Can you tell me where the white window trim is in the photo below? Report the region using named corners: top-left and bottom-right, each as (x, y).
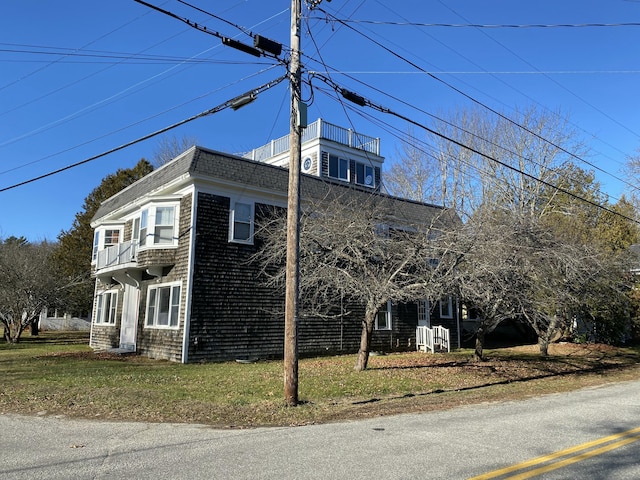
top-left (375, 300), bottom-right (392, 330)
top-left (439, 297), bottom-right (453, 319)
top-left (91, 226), bottom-right (124, 263)
top-left (229, 199), bottom-right (255, 244)
top-left (145, 282), bottom-right (182, 329)
top-left (95, 290), bottom-right (118, 325)
top-left (328, 154), bottom-right (349, 182)
top-left (354, 161), bottom-right (375, 188)
top-left (136, 203), bottom-right (179, 249)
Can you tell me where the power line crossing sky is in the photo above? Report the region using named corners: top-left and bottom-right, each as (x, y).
top-left (1, 0), bottom-right (639, 240)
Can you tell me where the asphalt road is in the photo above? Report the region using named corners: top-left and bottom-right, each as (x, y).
top-left (2, 379), bottom-right (640, 479)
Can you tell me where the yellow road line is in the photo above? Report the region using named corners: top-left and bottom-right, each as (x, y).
top-left (468, 426), bottom-right (640, 480)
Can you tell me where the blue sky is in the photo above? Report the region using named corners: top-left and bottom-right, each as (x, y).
top-left (1, 0), bottom-right (639, 241)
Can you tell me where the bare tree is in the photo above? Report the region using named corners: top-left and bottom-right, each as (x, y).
top-left (0, 240), bottom-right (79, 343)
top-left (387, 105), bottom-right (587, 222)
top-left (153, 134), bottom-right (199, 167)
top-left (254, 191), bottom-right (460, 371)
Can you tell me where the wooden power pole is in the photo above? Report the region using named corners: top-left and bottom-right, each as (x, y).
top-left (284, 0), bottom-right (302, 406)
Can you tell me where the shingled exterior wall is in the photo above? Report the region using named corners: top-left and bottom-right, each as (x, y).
top-left (135, 194), bottom-right (193, 362)
top-left (184, 191), bottom-right (447, 362)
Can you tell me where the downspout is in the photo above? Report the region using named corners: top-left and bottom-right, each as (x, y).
top-left (181, 189), bottom-right (198, 364)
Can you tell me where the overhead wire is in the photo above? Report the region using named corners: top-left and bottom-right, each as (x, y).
top-left (305, 65), bottom-right (640, 202)
top-left (313, 7), bottom-right (640, 199)
top-left (345, 1), bottom-right (640, 179)
top-left (0, 65), bottom-right (281, 177)
top-left (0, 75), bottom-right (287, 193)
top-left (312, 74), bottom-right (640, 225)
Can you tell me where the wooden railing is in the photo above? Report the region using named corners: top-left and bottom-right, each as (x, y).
top-left (416, 325), bottom-right (450, 353)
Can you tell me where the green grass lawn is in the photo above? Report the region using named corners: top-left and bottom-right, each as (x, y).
top-left (2, 331), bottom-right (640, 427)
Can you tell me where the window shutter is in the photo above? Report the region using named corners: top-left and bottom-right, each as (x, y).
top-left (321, 151), bottom-right (329, 178)
top-left (349, 159), bottom-right (356, 184)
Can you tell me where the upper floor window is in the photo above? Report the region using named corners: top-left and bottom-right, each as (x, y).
top-left (355, 161), bottom-right (375, 187)
top-left (104, 229), bottom-right (120, 247)
top-left (328, 154), bottom-right (349, 181)
top-left (95, 290), bottom-right (118, 325)
top-left (154, 207), bottom-right (175, 244)
top-left (146, 283), bottom-right (181, 328)
top-left (230, 201), bottom-right (254, 244)
top-left (92, 231), bottom-right (100, 261)
top-left (136, 204), bottom-right (177, 248)
top-left (92, 227), bottom-right (123, 262)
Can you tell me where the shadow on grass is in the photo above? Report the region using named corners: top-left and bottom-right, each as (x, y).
top-left (353, 359), bottom-right (638, 406)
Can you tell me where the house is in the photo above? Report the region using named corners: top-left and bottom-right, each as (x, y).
top-left (89, 119), bottom-right (461, 362)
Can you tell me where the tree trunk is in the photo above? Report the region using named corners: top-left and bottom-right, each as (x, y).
top-left (354, 312), bottom-right (375, 371)
top-left (30, 319), bottom-right (39, 336)
top-left (473, 325), bottom-right (486, 362)
top-left (539, 336), bottom-right (549, 356)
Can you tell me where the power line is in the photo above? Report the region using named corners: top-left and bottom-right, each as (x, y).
top-left (312, 18), bottom-right (640, 29)
top-left (0, 76), bottom-right (286, 193)
top-left (314, 74), bottom-right (640, 225)
top-left (315, 8), bottom-right (639, 198)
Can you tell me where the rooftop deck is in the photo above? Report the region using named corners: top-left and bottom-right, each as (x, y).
top-left (242, 118), bottom-right (380, 162)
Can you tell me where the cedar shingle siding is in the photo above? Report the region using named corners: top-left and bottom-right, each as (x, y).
top-left (90, 146), bottom-right (460, 362)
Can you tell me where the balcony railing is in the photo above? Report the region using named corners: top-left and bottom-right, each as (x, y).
top-left (96, 241), bottom-right (137, 271)
top-left (242, 118), bottom-right (380, 161)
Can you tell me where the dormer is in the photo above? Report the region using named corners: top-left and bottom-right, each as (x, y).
top-left (242, 118), bottom-right (384, 189)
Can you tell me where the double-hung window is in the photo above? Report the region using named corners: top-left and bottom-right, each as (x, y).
top-left (375, 300), bottom-right (392, 330)
top-left (137, 205), bottom-right (176, 247)
top-left (355, 161), bottom-right (375, 187)
top-left (154, 207), bottom-right (175, 244)
top-left (230, 201), bottom-right (254, 243)
top-left (104, 229), bottom-right (120, 248)
top-left (439, 297), bottom-right (453, 319)
top-left (146, 283), bottom-right (181, 328)
top-left (139, 210), bottom-right (148, 247)
top-left (328, 154), bottom-right (349, 181)
top-left (95, 290), bottom-right (118, 325)
top-left (92, 231), bottom-right (100, 261)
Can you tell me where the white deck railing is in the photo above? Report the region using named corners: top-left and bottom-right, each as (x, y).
top-left (242, 118), bottom-right (381, 161)
top-left (96, 240), bottom-right (137, 271)
top-left (416, 325), bottom-right (450, 353)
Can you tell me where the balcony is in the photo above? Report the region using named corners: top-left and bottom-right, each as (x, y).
top-left (96, 241), bottom-right (137, 271)
top-left (242, 118), bottom-right (380, 162)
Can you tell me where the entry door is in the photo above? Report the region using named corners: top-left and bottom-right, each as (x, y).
top-left (417, 300), bottom-right (431, 328)
top-left (119, 284), bottom-right (140, 350)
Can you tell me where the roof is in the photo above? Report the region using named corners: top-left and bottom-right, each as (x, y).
top-left (92, 146), bottom-right (459, 228)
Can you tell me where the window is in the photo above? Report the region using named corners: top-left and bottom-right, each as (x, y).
top-left (230, 201), bottom-right (254, 243)
top-left (139, 210), bottom-right (148, 246)
top-left (132, 217), bottom-right (140, 244)
top-left (146, 283), bottom-right (181, 328)
top-left (375, 300), bottom-right (392, 330)
top-left (439, 297), bottom-right (453, 319)
top-left (137, 205), bottom-right (176, 247)
top-left (355, 161), bottom-right (374, 187)
top-left (92, 231), bottom-right (100, 261)
top-left (104, 229), bottom-right (120, 248)
top-left (328, 154), bottom-right (349, 181)
top-left (95, 291), bottom-right (118, 325)
top-left (154, 207), bottom-right (175, 244)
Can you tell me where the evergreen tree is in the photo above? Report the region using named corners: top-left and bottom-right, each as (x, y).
top-left (52, 159), bottom-right (153, 315)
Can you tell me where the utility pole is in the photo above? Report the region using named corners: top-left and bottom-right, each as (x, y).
top-left (284, 0), bottom-right (302, 406)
